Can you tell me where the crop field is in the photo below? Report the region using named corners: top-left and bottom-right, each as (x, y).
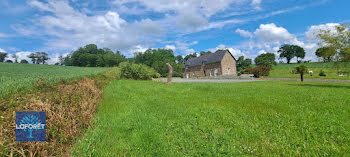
top-left (269, 62), bottom-right (350, 80)
top-left (73, 80), bottom-right (350, 156)
top-left (0, 63), bottom-right (110, 97)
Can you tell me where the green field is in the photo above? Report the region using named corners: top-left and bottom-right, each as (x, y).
top-left (0, 63), bottom-right (110, 97)
top-left (73, 80), bottom-right (350, 156)
top-left (269, 62), bottom-right (350, 80)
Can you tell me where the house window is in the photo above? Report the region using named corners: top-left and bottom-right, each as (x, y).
top-left (227, 68), bottom-right (231, 75)
top-left (214, 68), bottom-right (218, 76)
top-left (186, 73), bottom-right (189, 79)
top-left (210, 69), bottom-right (214, 77)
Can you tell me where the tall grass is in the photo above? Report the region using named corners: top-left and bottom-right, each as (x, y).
top-left (73, 80), bottom-right (350, 156)
top-left (0, 63), bottom-right (110, 97)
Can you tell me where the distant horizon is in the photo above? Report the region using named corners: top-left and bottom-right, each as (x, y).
top-left (0, 0), bottom-right (349, 64)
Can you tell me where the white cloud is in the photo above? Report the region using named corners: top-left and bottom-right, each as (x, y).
top-left (254, 23), bottom-right (295, 42)
top-left (182, 49), bottom-right (196, 55)
top-left (165, 45), bottom-right (176, 51)
top-left (251, 0), bottom-right (262, 10)
top-left (235, 28), bottom-right (253, 38)
top-left (305, 23), bottom-right (340, 42)
top-left (16, 0), bottom-right (165, 55)
top-left (0, 48), bottom-right (6, 52)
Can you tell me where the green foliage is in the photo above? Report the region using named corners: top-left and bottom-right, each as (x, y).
top-left (73, 80), bottom-right (350, 156)
top-left (278, 44), bottom-right (305, 63)
top-left (315, 46), bottom-right (336, 62)
top-left (176, 55), bottom-right (184, 64)
top-left (5, 60), bottom-right (12, 63)
top-left (184, 52), bottom-right (197, 62)
top-left (319, 70), bottom-right (326, 76)
top-left (295, 65), bottom-right (308, 81)
top-left (134, 49), bottom-right (179, 77)
top-left (254, 53), bottom-right (277, 68)
top-left (236, 56), bottom-right (252, 73)
top-left (318, 24), bottom-right (350, 62)
top-left (27, 52), bottom-right (50, 64)
top-left (200, 51), bottom-right (212, 56)
top-left (269, 62), bottom-right (350, 80)
top-left (68, 44), bottom-right (126, 67)
top-left (0, 52), bottom-right (7, 62)
top-left (20, 59), bottom-right (29, 64)
top-left (0, 62), bottom-right (110, 97)
top-left (119, 62), bottom-right (160, 80)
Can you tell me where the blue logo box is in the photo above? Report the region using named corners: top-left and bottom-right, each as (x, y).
top-left (15, 111), bottom-right (46, 142)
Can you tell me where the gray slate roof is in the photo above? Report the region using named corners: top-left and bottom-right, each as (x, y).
top-left (184, 50), bottom-right (229, 68)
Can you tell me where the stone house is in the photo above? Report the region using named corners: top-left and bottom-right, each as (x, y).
top-left (183, 50), bottom-right (237, 78)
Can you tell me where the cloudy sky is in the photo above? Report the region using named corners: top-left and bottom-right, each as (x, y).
top-left (0, 0), bottom-right (349, 64)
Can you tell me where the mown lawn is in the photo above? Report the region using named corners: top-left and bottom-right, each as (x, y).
top-left (269, 62), bottom-right (350, 80)
top-left (73, 80), bottom-right (350, 156)
top-left (0, 63), bottom-right (110, 97)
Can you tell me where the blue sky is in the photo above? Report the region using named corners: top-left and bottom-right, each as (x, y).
top-left (0, 0), bottom-right (349, 64)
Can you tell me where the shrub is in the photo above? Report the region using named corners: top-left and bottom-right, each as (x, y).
top-left (252, 65), bottom-right (271, 78)
top-left (119, 62), bottom-right (160, 80)
top-left (319, 70), bottom-right (326, 77)
top-left (20, 59), bottom-right (29, 64)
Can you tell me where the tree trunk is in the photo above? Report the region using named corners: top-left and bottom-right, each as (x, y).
top-left (166, 63), bottom-right (173, 85)
top-left (300, 73), bottom-right (304, 82)
top-left (287, 59), bottom-right (291, 64)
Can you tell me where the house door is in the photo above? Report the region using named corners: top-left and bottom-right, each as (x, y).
top-left (214, 68), bottom-right (218, 76)
top-left (227, 68), bottom-right (231, 75)
top-left (186, 73), bottom-right (189, 79)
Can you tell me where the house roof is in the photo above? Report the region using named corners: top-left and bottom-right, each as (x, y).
top-left (184, 50), bottom-right (233, 68)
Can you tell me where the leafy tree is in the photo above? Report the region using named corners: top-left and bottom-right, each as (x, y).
top-left (200, 51), bottom-right (212, 56)
top-left (0, 52), bottom-right (7, 62)
top-left (236, 56), bottom-right (252, 73)
top-left (5, 60), bottom-right (13, 63)
top-left (278, 44), bottom-right (305, 64)
top-left (37, 52), bottom-right (49, 64)
top-left (28, 53), bottom-right (37, 64)
top-left (254, 53), bottom-right (277, 68)
top-left (69, 44), bottom-right (126, 67)
top-left (295, 65), bottom-right (308, 82)
top-left (12, 54), bottom-right (19, 63)
top-left (318, 24), bottom-right (350, 62)
top-left (20, 59), bottom-right (29, 64)
top-left (315, 46), bottom-right (336, 62)
top-left (176, 55), bottom-right (184, 64)
top-left (134, 49), bottom-right (178, 77)
top-left (184, 52), bottom-right (197, 62)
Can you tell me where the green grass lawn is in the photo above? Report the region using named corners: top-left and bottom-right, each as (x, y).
top-left (73, 80), bottom-right (350, 156)
top-left (268, 62), bottom-right (350, 80)
top-left (0, 63), bottom-right (110, 97)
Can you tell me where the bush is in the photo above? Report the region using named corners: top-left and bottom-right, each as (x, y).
top-left (253, 65), bottom-right (271, 78)
top-left (119, 62), bottom-right (160, 80)
top-left (20, 59), bottom-right (29, 64)
top-left (319, 70), bottom-right (326, 77)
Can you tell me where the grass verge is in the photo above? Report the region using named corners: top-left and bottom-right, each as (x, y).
top-left (73, 80), bottom-right (350, 156)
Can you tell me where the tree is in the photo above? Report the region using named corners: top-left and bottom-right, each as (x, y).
top-left (0, 52), bottom-right (7, 62)
top-left (58, 55), bottom-right (65, 65)
top-left (254, 53), bottom-right (277, 68)
top-left (20, 59), bottom-right (29, 64)
top-left (184, 52), bottom-right (197, 62)
top-left (176, 55), bottom-right (184, 64)
top-left (5, 60), bottom-right (13, 63)
top-left (278, 44), bottom-right (305, 64)
top-left (318, 24), bottom-right (350, 62)
top-left (200, 51), bottom-right (212, 56)
top-left (12, 54), bottom-right (19, 63)
top-left (294, 45), bottom-right (306, 63)
top-left (236, 56), bottom-right (252, 73)
top-left (295, 65), bottom-right (308, 82)
top-left (37, 52), bottom-right (49, 64)
top-left (315, 46), bottom-right (336, 62)
top-left (69, 44), bottom-right (126, 67)
top-left (28, 53), bottom-right (37, 64)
